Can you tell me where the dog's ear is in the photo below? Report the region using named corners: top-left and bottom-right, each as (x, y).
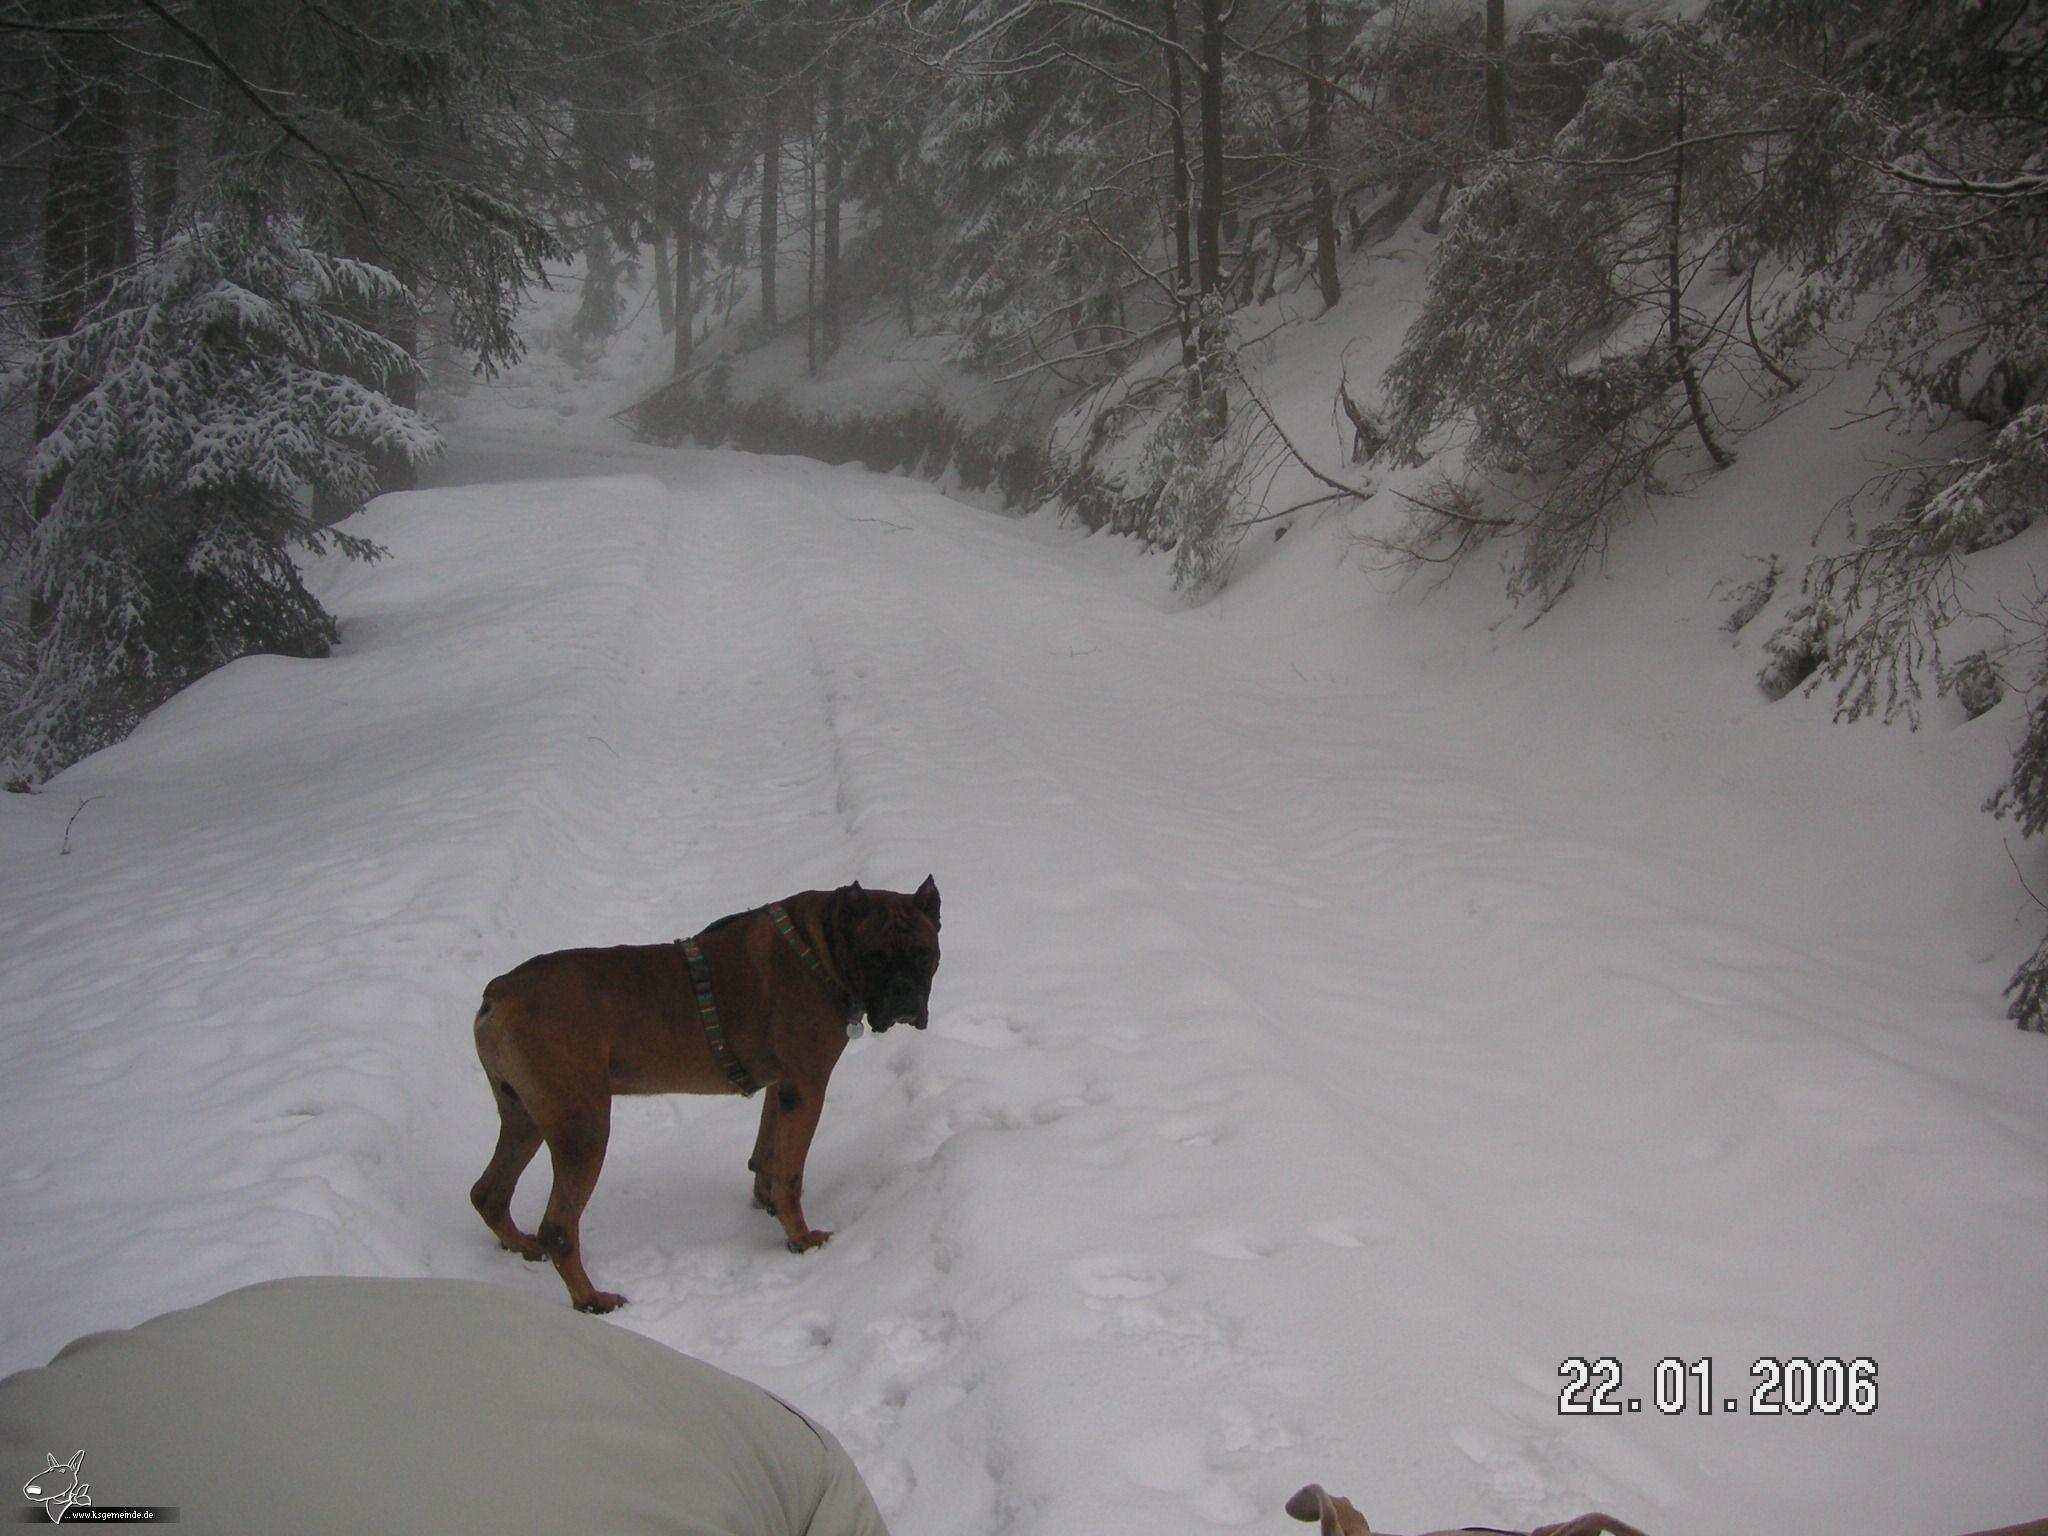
top-left (914, 874), bottom-right (940, 925)
top-left (839, 882), bottom-right (869, 922)
top-left (1285, 1485), bottom-right (1372, 1536)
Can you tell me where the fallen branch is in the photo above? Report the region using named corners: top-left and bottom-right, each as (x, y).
top-left (61, 796), bottom-right (102, 856)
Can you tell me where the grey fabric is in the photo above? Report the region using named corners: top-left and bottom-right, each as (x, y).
top-left (0, 1276), bottom-right (891, 1536)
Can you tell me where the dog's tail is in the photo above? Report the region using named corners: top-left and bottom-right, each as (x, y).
top-left (472, 989), bottom-right (510, 1086)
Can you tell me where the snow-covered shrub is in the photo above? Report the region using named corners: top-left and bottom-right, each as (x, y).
top-left (1109, 306), bottom-right (1248, 591)
top-left (1139, 384), bottom-right (1244, 593)
top-left (1810, 405), bottom-right (2048, 728)
top-left (1045, 458), bottom-right (1146, 536)
top-left (1952, 653), bottom-right (2003, 721)
top-left (3, 221), bottom-right (439, 783)
top-left (629, 373), bottom-right (1042, 506)
top-left (1720, 556), bottom-right (1780, 636)
top-left (1989, 664), bottom-right (2048, 1033)
top-left (566, 236), bottom-right (628, 357)
top-left (1756, 603), bottom-right (1828, 702)
top-left (1808, 403), bottom-right (2048, 1027)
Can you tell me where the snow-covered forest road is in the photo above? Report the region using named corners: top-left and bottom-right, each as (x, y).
top-left (4, 435), bottom-right (2045, 1536)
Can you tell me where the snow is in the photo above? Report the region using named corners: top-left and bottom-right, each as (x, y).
top-left (4, 241), bottom-right (2046, 1536)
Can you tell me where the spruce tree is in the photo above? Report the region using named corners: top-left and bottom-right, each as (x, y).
top-left (10, 221), bottom-right (438, 779)
top-left (2, 0), bottom-right (555, 782)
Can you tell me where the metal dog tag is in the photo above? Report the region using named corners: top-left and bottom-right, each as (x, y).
top-left (846, 1015), bottom-right (866, 1040)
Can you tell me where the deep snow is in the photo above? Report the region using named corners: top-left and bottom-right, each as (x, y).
top-left (4, 241), bottom-right (2047, 1536)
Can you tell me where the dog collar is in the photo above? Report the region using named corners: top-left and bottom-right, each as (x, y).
top-left (767, 902), bottom-right (862, 1034)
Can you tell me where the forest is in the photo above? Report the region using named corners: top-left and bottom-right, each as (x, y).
top-left (1, 0), bottom-right (2044, 1011)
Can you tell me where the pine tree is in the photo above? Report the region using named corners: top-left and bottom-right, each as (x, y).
top-left (8, 220), bottom-right (439, 779)
top-left (2, 0), bottom-right (556, 782)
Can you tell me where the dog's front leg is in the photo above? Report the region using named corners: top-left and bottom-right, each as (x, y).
top-left (749, 1093), bottom-right (780, 1214)
top-left (766, 1080), bottom-right (831, 1253)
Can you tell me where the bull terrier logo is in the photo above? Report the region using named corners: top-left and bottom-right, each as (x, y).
top-left (23, 1449), bottom-right (91, 1523)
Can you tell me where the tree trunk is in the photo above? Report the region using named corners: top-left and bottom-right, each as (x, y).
top-left (1305, 0), bottom-right (1340, 308)
top-left (144, 47), bottom-right (183, 251)
top-left (674, 208), bottom-right (695, 375)
top-left (805, 82), bottom-right (817, 377)
top-left (1665, 76), bottom-right (1730, 469)
top-left (1484, 0), bottom-right (1509, 152)
top-left (759, 92), bottom-right (779, 327)
top-left (372, 115), bottom-right (423, 496)
top-left (36, 21), bottom-right (134, 628)
top-left (376, 286), bottom-right (420, 494)
top-left (40, 30), bottom-right (131, 336)
top-left (1194, 0), bottom-right (1227, 432)
top-left (1163, 0), bottom-right (1196, 374)
top-left (652, 231), bottom-right (675, 334)
top-left (821, 53), bottom-right (844, 361)
top-left (314, 124), bottom-right (421, 511)
top-left (1421, 169), bottom-right (1458, 235)
top-left (650, 100), bottom-right (678, 335)
top-left (1195, 0), bottom-right (1224, 299)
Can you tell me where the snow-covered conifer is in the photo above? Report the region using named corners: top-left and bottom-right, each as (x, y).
top-left (4, 221), bottom-right (439, 782)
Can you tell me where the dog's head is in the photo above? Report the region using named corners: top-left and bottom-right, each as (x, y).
top-left (835, 876), bottom-right (941, 1032)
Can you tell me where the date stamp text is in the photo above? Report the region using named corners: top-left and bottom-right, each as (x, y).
top-left (1557, 1356), bottom-right (1878, 1416)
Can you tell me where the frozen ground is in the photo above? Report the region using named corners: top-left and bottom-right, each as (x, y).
top-left (3, 245), bottom-right (2046, 1536)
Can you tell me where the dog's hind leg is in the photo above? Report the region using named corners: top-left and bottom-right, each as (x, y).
top-left (470, 1080), bottom-right (547, 1262)
top-left (535, 1100), bottom-right (624, 1313)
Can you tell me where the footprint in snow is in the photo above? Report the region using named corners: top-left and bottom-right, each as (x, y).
top-left (1310, 1219), bottom-right (1389, 1250)
top-left (865, 1309), bottom-right (960, 1372)
top-left (1155, 1115), bottom-right (1227, 1148)
top-left (1077, 1264), bottom-right (1169, 1300)
top-left (1192, 1230), bottom-right (1280, 1262)
top-left (756, 1312), bottom-right (834, 1364)
top-left (931, 1009), bottom-right (1031, 1050)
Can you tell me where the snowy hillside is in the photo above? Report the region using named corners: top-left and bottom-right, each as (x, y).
top-left (3, 233), bottom-right (2046, 1536)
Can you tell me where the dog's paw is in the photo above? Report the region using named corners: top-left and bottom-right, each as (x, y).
top-left (786, 1230), bottom-right (832, 1254)
top-left (574, 1291), bottom-right (627, 1314)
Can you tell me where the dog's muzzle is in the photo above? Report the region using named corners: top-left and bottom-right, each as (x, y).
top-left (862, 954), bottom-right (935, 1033)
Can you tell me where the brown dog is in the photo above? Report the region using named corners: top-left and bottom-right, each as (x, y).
top-left (468, 878), bottom-right (940, 1311)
